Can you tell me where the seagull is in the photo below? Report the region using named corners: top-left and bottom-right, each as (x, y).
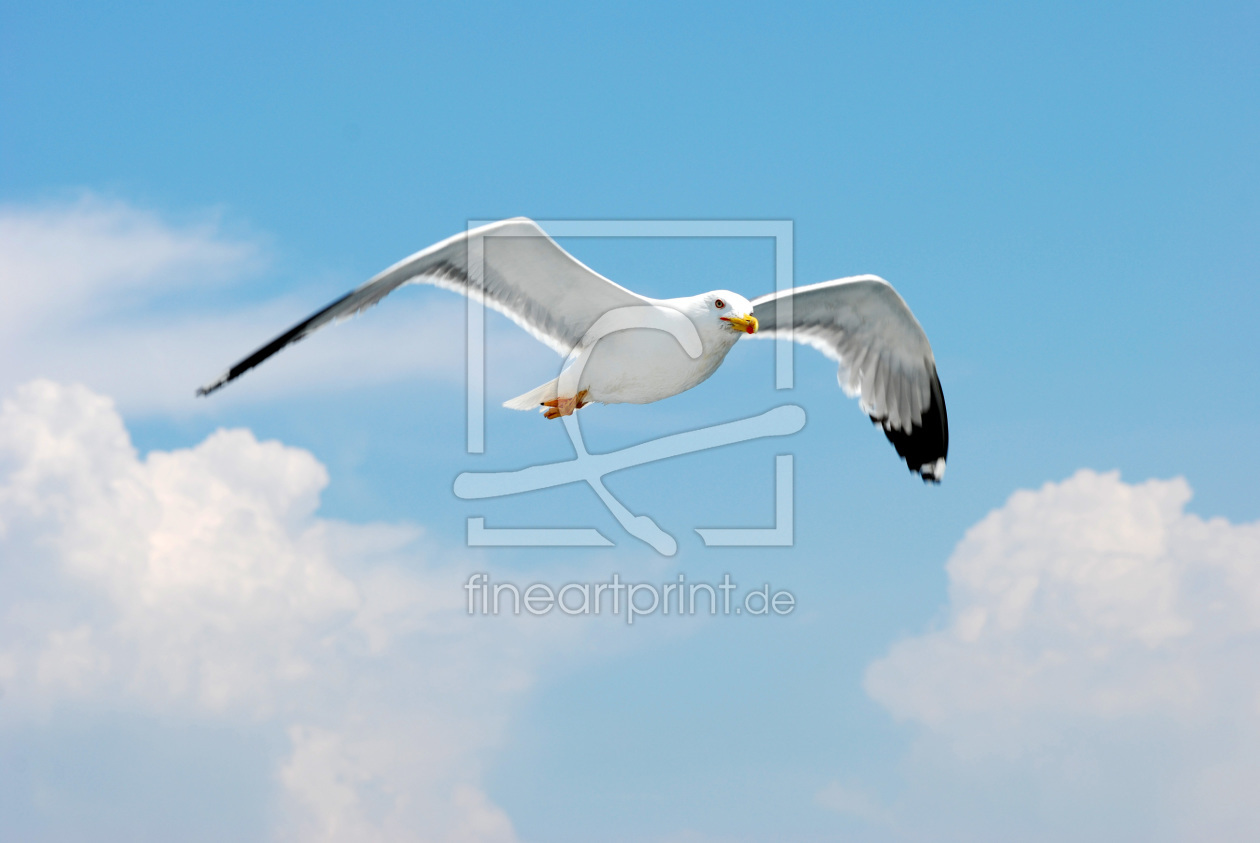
top-left (197, 218), bottom-right (949, 481)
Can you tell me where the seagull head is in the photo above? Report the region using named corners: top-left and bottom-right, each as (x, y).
top-left (708, 291), bottom-right (758, 335)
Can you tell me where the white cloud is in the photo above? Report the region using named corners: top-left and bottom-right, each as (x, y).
top-left (864, 469), bottom-right (1260, 841)
top-left (0, 379), bottom-right (598, 841)
top-left (0, 195), bottom-right (261, 331)
top-left (0, 196), bottom-right (554, 415)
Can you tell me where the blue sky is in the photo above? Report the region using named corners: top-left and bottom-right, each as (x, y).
top-left (2, 2), bottom-right (1258, 841)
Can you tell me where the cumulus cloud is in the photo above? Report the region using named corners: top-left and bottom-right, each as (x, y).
top-left (863, 469), bottom-right (1260, 841)
top-left (0, 196), bottom-right (552, 415)
top-left (0, 379), bottom-right (596, 841)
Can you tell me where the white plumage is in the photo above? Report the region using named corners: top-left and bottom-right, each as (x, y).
top-left (197, 218), bottom-right (948, 481)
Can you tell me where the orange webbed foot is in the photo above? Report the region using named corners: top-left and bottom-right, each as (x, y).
top-left (540, 389), bottom-right (589, 419)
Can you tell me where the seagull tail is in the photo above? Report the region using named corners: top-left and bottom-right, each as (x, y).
top-left (503, 379), bottom-right (560, 412)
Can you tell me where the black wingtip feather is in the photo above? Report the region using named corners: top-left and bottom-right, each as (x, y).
top-left (876, 365), bottom-right (949, 483)
top-left (194, 290), bottom-right (357, 397)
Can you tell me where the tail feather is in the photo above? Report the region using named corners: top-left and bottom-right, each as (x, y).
top-left (503, 379), bottom-right (559, 411)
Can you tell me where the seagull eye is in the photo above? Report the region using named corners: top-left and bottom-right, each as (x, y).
top-left (715, 299), bottom-right (725, 309)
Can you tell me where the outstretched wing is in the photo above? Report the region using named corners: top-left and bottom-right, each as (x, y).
top-left (196, 217), bottom-right (648, 396)
top-left (751, 275), bottom-right (949, 482)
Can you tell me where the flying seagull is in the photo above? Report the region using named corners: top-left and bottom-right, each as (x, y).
top-left (197, 218), bottom-right (948, 481)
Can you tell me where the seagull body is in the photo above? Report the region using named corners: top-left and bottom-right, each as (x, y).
top-left (501, 291), bottom-right (754, 414)
top-left (198, 218), bottom-right (948, 481)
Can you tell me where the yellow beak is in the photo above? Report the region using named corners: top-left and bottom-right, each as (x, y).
top-left (721, 314), bottom-right (759, 335)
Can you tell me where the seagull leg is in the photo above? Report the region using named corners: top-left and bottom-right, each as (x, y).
top-left (541, 390), bottom-right (589, 420)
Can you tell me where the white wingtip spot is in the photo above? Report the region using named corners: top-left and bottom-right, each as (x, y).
top-left (921, 458), bottom-right (946, 481)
